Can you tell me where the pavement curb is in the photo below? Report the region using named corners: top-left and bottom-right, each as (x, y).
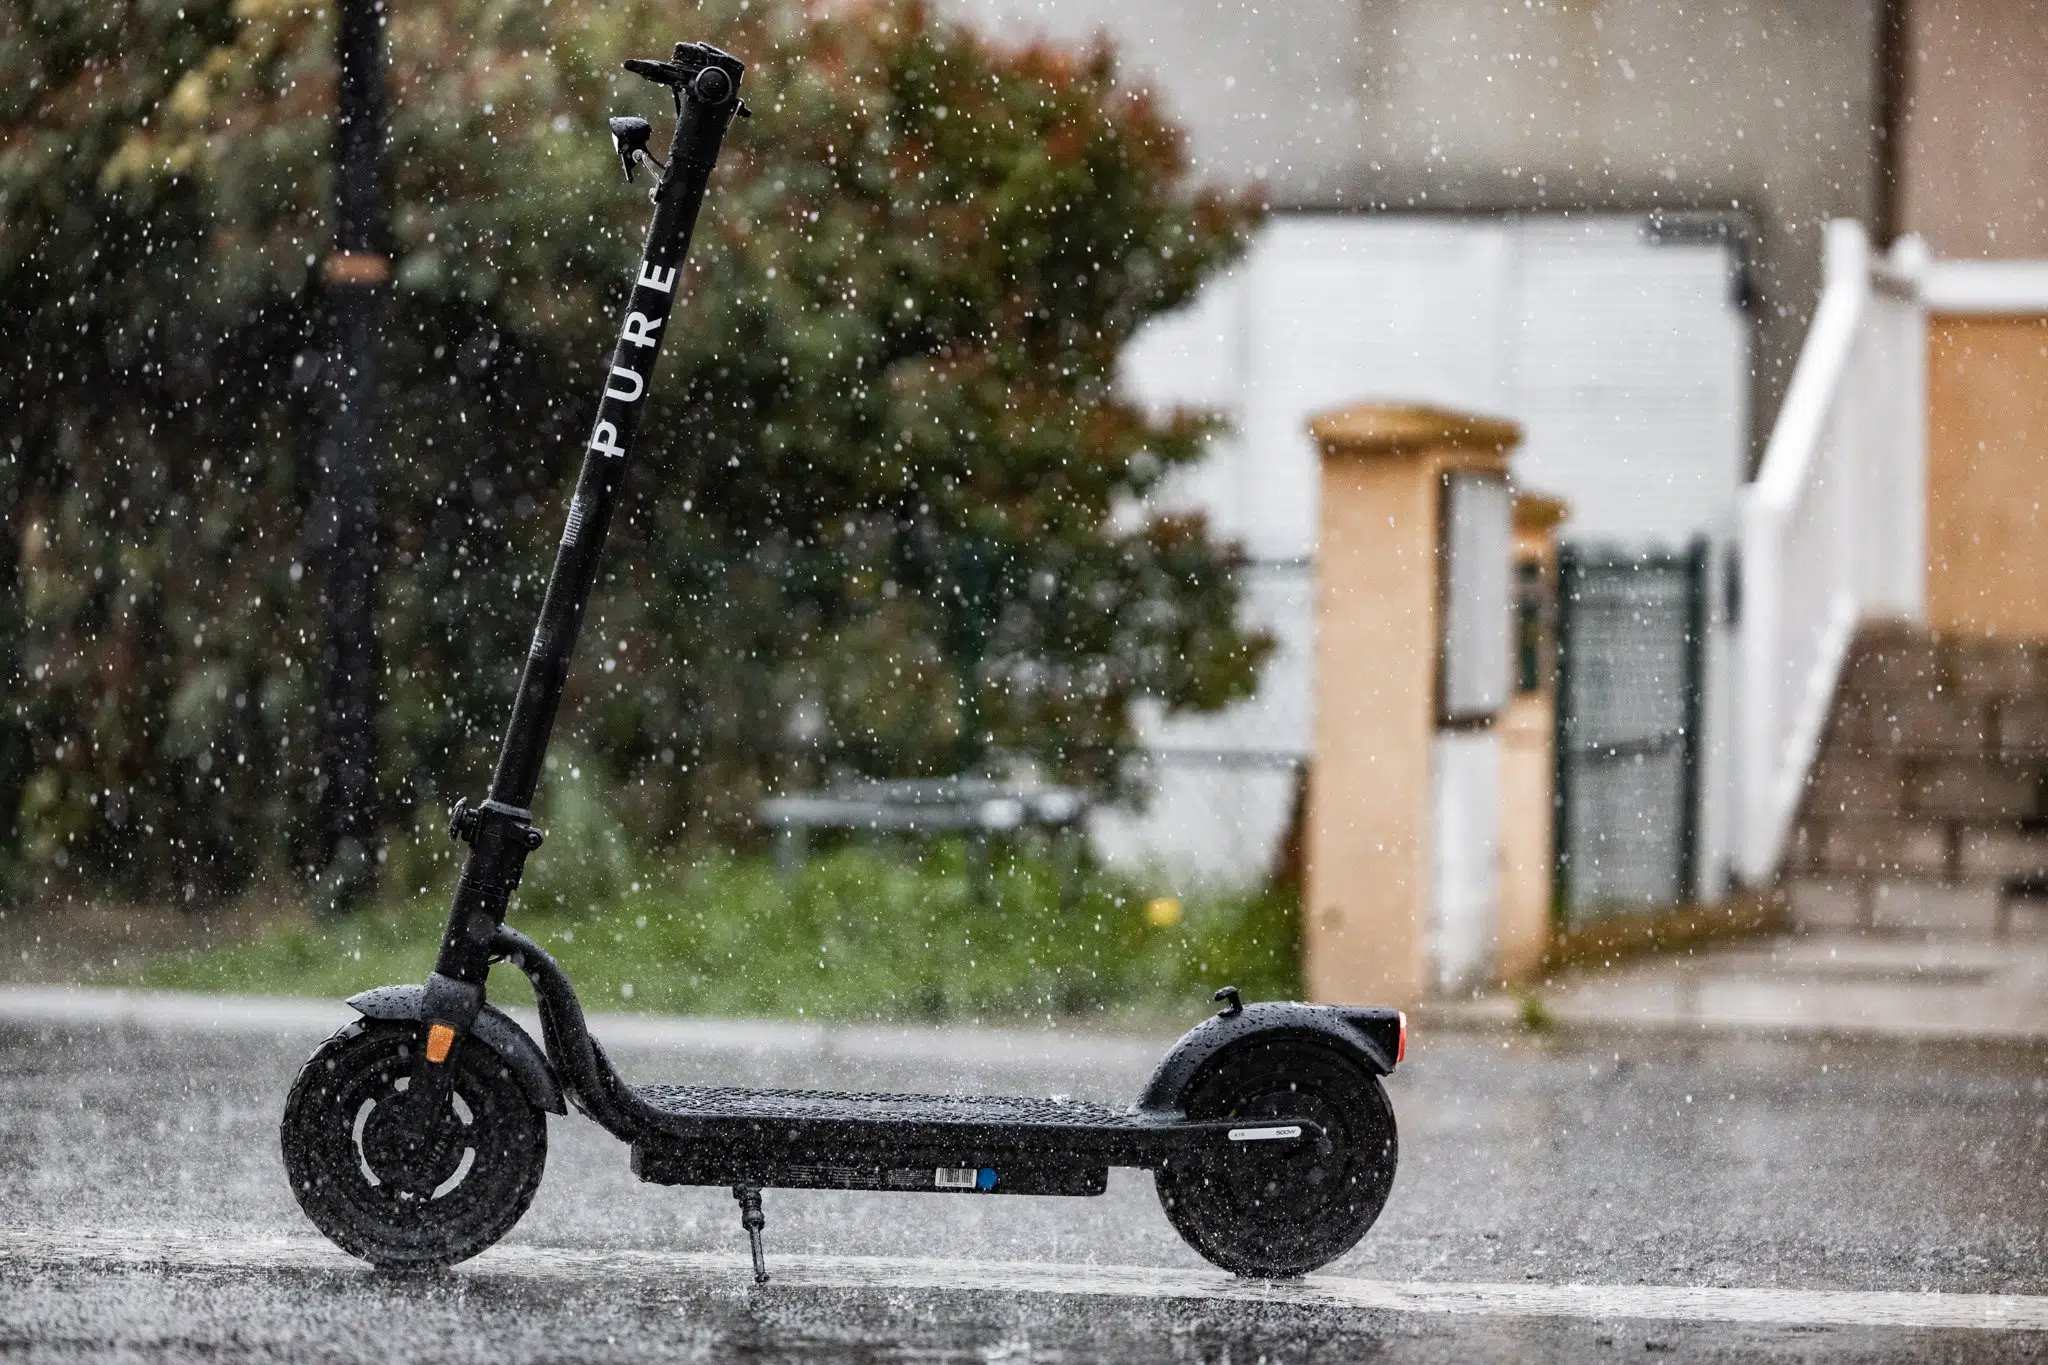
top-left (1412, 930), bottom-right (2048, 1047)
top-left (0, 984), bottom-right (1174, 1069)
top-left (1409, 998), bottom-right (2048, 1047)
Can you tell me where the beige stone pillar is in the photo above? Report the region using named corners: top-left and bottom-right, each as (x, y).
top-left (1303, 404), bottom-right (1521, 1008)
top-left (1496, 494), bottom-right (1568, 984)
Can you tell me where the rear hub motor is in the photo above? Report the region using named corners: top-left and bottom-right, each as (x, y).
top-left (1155, 1037), bottom-right (1398, 1277)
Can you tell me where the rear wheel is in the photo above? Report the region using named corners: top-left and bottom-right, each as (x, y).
top-left (1155, 1037), bottom-right (1397, 1277)
top-left (281, 1017), bottom-right (547, 1268)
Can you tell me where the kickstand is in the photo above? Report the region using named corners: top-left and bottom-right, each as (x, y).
top-left (732, 1183), bottom-right (769, 1283)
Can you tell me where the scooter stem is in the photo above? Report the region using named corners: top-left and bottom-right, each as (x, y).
top-left (428, 44), bottom-right (747, 1007)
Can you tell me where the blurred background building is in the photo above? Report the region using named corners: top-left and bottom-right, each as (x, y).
top-left (945, 0), bottom-right (2048, 950)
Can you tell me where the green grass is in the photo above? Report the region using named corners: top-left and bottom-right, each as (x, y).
top-left (140, 838), bottom-right (1301, 1027)
top-left (1512, 989), bottom-right (1556, 1032)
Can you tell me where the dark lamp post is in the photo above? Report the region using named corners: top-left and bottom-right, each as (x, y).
top-left (313, 0), bottom-right (389, 911)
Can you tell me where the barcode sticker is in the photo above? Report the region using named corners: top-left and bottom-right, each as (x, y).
top-left (934, 1167), bottom-right (979, 1189)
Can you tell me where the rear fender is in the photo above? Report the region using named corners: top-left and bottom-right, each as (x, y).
top-left (346, 985), bottom-right (566, 1115)
top-left (1137, 1000), bottom-right (1401, 1115)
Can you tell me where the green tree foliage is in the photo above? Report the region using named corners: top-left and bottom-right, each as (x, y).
top-left (0, 0), bottom-right (1266, 902)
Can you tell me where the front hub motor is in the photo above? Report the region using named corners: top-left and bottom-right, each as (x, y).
top-left (281, 1017), bottom-right (547, 1268)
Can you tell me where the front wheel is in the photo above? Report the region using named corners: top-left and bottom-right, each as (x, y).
top-left (281, 1017), bottom-right (547, 1268)
top-left (1155, 1037), bottom-right (1397, 1277)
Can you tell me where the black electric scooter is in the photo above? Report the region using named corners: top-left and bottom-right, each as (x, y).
top-left (280, 41), bottom-right (1406, 1283)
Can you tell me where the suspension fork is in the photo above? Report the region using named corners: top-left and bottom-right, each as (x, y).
top-left (411, 44), bottom-right (748, 1062)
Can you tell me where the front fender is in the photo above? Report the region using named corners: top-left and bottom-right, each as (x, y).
top-left (346, 985), bottom-right (566, 1116)
top-left (1137, 1000), bottom-right (1402, 1115)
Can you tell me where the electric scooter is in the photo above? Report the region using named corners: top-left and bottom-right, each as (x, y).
top-left (280, 40), bottom-right (1406, 1283)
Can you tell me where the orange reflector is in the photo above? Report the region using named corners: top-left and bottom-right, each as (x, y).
top-left (1396, 1011), bottom-right (1408, 1064)
top-left (425, 1022), bottom-right (456, 1064)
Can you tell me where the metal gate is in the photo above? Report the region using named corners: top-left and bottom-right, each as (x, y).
top-left (1555, 542), bottom-right (1708, 922)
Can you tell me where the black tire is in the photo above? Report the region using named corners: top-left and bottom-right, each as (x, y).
top-left (1155, 1036), bottom-right (1397, 1278)
top-left (281, 1017), bottom-right (548, 1269)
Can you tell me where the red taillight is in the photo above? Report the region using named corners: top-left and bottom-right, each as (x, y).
top-left (1396, 1011), bottom-right (1408, 1064)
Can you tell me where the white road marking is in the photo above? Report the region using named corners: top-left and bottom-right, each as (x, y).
top-left (2, 1229), bottom-right (2041, 1332)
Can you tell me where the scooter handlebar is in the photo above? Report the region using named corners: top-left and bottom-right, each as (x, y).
top-left (624, 42), bottom-right (750, 119)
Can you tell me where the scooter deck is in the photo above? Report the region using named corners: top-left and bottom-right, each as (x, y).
top-left (635, 1083), bottom-right (1130, 1128)
top-left (624, 1083), bottom-right (1270, 1196)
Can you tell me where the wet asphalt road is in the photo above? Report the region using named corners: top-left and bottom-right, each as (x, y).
top-left (0, 991), bottom-right (2043, 1362)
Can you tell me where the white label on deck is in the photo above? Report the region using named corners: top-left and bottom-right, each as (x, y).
top-left (1227, 1125), bottom-right (1302, 1142)
top-left (933, 1167), bottom-right (979, 1189)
